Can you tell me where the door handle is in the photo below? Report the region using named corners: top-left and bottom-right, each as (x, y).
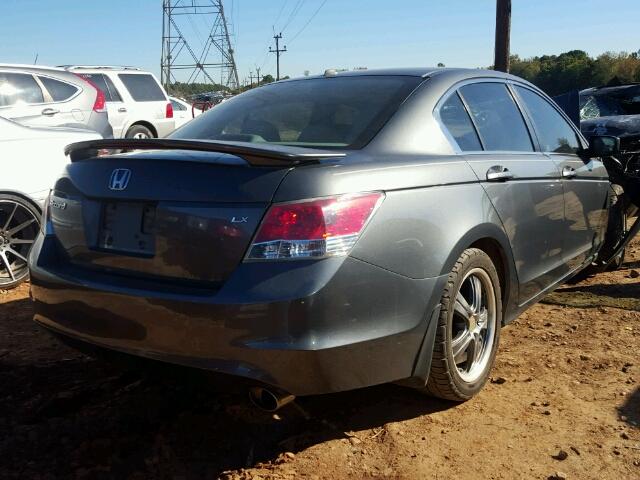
top-left (41, 108), bottom-right (60, 116)
top-left (118, 107), bottom-right (127, 113)
top-left (562, 166), bottom-right (577, 178)
top-left (486, 165), bottom-right (514, 182)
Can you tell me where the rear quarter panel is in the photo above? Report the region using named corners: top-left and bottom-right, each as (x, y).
top-left (276, 156), bottom-right (515, 278)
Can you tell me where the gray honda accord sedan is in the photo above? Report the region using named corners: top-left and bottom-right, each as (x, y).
top-left (29, 68), bottom-right (617, 406)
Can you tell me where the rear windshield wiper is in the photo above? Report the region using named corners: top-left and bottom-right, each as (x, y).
top-left (65, 138), bottom-right (346, 166)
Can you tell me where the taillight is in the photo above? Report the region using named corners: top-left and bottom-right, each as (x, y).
top-left (166, 102), bottom-right (173, 119)
top-left (72, 73), bottom-right (105, 113)
top-left (93, 88), bottom-right (106, 112)
top-left (246, 192), bottom-right (384, 260)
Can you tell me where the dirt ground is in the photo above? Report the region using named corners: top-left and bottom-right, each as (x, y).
top-left (1, 245), bottom-right (640, 480)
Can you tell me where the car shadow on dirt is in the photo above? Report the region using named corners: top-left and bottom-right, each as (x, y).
top-left (1, 296), bottom-right (456, 479)
top-left (544, 281), bottom-right (640, 310)
top-left (618, 386), bottom-right (640, 428)
top-left (557, 282), bottom-right (640, 298)
top-left (2, 361), bottom-right (455, 478)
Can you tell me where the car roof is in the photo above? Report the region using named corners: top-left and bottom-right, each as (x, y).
top-left (60, 65), bottom-right (143, 72)
top-left (0, 63), bottom-right (68, 73)
top-left (580, 83), bottom-right (640, 96)
top-left (279, 67), bottom-right (532, 84)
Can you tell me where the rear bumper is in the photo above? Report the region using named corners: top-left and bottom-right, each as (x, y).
top-left (29, 234), bottom-right (446, 395)
top-left (87, 112), bottom-right (114, 139)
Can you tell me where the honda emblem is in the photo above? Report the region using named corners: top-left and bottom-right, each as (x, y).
top-left (109, 169), bottom-right (131, 191)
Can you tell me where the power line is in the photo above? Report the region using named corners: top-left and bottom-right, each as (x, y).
top-left (229, 0), bottom-right (239, 44)
top-left (288, 0), bottom-right (328, 44)
top-left (281, 0), bottom-right (306, 33)
top-left (250, 0), bottom-right (290, 79)
top-left (273, 0), bottom-right (289, 30)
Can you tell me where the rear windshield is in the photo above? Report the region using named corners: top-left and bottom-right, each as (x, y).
top-left (580, 85), bottom-right (640, 120)
top-left (170, 76), bottom-right (422, 149)
top-left (118, 73), bottom-right (166, 102)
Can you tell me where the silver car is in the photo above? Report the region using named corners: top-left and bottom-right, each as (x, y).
top-left (0, 64), bottom-right (112, 138)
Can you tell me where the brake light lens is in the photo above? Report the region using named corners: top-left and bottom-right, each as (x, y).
top-left (246, 192), bottom-right (384, 260)
top-left (72, 73), bottom-right (105, 113)
top-left (166, 102), bottom-right (173, 119)
top-left (93, 87), bottom-right (106, 112)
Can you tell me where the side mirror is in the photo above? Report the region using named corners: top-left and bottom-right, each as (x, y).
top-left (586, 135), bottom-right (620, 158)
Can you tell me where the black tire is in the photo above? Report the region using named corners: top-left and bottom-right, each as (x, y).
top-left (0, 193), bottom-right (41, 289)
top-left (125, 124), bottom-right (154, 139)
top-left (586, 184), bottom-right (627, 273)
top-left (605, 200), bottom-right (627, 271)
top-left (608, 247), bottom-right (626, 271)
top-left (425, 248), bottom-right (502, 401)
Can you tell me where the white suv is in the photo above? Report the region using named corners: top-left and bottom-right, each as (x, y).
top-left (62, 66), bottom-right (175, 139)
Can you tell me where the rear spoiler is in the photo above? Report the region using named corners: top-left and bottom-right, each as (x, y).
top-left (64, 138), bottom-right (346, 166)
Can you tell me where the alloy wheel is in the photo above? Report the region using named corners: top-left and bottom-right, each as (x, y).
top-left (451, 267), bottom-right (497, 383)
top-left (0, 200), bottom-right (39, 287)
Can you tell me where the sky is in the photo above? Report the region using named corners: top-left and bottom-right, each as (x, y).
top-left (2, 0), bottom-right (639, 87)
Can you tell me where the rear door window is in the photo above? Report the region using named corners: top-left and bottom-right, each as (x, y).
top-left (38, 76), bottom-right (79, 102)
top-left (118, 74), bottom-right (166, 102)
top-left (0, 72), bottom-right (44, 106)
top-left (439, 93), bottom-right (482, 151)
top-left (515, 86), bottom-right (581, 154)
top-left (459, 82), bottom-right (533, 152)
top-left (103, 75), bottom-right (122, 102)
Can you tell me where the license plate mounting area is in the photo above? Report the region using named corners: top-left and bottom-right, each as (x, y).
top-left (98, 202), bottom-right (156, 255)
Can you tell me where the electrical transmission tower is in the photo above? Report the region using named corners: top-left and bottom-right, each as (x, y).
top-left (161, 0), bottom-right (240, 91)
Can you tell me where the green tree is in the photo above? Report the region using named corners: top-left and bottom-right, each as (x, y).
top-left (506, 49), bottom-right (640, 95)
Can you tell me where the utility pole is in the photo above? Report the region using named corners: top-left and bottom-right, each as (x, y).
top-left (249, 71), bottom-right (255, 87)
top-left (494, 0), bottom-right (511, 72)
top-left (255, 66), bottom-right (262, 85)
top-left (269, 33), bottom-right (287, 81)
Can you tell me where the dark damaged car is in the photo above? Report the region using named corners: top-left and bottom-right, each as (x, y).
top-left (579, 84), bottom-right (640, 265)
top-left (28, 68), bottom-right (624, 410)
top-left (581, 83), bottom-right (640, 168)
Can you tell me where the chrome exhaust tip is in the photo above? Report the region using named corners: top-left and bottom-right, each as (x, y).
top-left (249, 386), bottom-right (295, 412)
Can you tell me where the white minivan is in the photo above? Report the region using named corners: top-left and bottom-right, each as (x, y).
top-left (62, 66), bottom-right (175, 139)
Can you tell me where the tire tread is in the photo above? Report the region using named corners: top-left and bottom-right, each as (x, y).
top-left (424, 248), bottom-right (501, 401)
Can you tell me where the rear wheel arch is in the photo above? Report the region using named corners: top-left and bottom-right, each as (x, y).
top-left (405, 224), bottom-right (518, 387)
top-left (0, 190), bottom-right (42, 215)
top-left (126, 121), bottom-right (158, 138)
top-left (441, 224), bottom-right (518, 322)
top-left (469, 238), bottom-right (507, 309)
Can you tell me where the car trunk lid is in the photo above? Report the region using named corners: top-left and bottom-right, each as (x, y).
top-left (50, 140), bottom-right (344, 286)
